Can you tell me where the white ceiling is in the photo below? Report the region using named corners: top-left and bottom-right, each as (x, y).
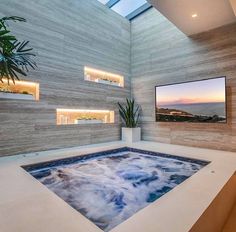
top-left (148, 0), bottom-right (236, 35)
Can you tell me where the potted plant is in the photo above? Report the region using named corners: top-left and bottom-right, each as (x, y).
top-left (118, 98), bottom-right (141, 143)
top-left (0, 16), bottom-right (36, 84)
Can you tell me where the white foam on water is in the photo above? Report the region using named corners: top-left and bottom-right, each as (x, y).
top-left (30, 152), bottom-right (204, 231)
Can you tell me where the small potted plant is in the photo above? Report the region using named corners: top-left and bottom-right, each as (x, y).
top-left (118, 98), bottom-right (141, 143)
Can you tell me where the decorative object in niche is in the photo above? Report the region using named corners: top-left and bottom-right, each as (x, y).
top-left (56, 109), bottom-right (115, 125)
top-left (84, 66), bottom-right (124, 87)
top-left (0, 78), bottom-right (39, 100)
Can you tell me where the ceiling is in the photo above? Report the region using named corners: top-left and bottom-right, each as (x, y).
top-left (148, 0), bottom-right (236, 35)
top-left (230, 0), bottom-right (236, 15)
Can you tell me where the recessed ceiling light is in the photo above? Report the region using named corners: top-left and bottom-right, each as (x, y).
top-left (192, 14), bottom-right (198, 18)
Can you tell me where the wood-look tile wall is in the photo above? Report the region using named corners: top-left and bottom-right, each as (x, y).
top-left (0, 0), bottom-right (131, 157)
top-left (1, 1), bottom-right (236, 157)
top-left (131, 8), bottom-right (236, 152)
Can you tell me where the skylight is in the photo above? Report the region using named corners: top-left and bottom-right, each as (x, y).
top-left (98, 0), bottom-right (109, 4)
top-left (97, 0), bottom-right (152, 20)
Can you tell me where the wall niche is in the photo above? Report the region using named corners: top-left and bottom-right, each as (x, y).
top-left (0, 78), bottom-right (39, 101)
top-left (84, 66), bottom-right (124, 87)
top-left (56, 109), bottom-right (115, 125)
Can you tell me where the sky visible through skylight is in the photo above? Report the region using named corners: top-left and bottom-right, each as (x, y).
top-left (111, 0), bottom-right (147, 17)
top-left (97, 0), bottom-right (148, 18)
top-left (98, 0), bottom-right (109, 4)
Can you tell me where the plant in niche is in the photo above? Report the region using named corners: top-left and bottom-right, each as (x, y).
top-left (118, 99), bottom-right (140, 128)
top-left (0, 16), bottom-right (37, 84)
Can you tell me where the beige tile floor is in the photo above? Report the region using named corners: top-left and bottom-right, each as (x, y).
top-left (0, 141), bottom-right (236, 232)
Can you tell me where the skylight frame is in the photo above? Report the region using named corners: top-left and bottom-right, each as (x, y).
top-left (126, 2), bottom-right (152, 20)
top-left (98, 0), bottom-right (152, 20)
top-left (106, 0), bottom-right (120, 8)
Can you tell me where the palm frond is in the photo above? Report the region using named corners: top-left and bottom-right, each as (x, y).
top-left (0, 16), bottom-right (26, 30)
top-left (1, 16), bottom-right (26, 22)
top-left (0, 16), bottom-right (35, 84)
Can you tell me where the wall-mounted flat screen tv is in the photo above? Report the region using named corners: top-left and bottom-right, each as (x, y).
top-left (155, 77), bottom-right (226, 123)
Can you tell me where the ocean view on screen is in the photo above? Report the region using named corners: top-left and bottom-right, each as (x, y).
top-left (156, 77), bottom-right (226, 123)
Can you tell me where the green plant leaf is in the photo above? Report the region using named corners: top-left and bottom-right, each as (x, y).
top-left (0, 16), bottom-right (36, 84)
top-left (118, 99), bottom-right (140, 128)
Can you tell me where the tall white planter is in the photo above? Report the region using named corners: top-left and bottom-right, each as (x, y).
top-left (122, 127), bottom-right (141, 143)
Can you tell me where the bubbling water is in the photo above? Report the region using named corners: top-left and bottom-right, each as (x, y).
top-left (30, 151), bottom-right (205, 231)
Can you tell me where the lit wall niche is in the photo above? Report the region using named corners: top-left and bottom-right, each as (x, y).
top-left (56, 109), bottom-right (115, 125)
top-left (0, 78), bottom-right (39, 101)
top-left (84, 66), bottom-right (124, 87)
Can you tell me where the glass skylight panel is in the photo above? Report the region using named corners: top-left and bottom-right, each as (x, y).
top-left (97, 0), bottom-right (109, 4)
top-left (111, 0), bottom-right (147, 17)
top-left (97, 0), bottom-right (151, 20)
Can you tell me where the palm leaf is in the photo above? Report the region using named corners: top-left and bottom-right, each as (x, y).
top-left (0, 16), bottom-right (26, 30)
top-left (0, 16), bottom-right (36, 84)
top-left (1, 16), bottom-right (26, 22)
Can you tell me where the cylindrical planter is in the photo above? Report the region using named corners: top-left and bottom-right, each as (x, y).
top-left (122, 127), bottom-right (141, 143)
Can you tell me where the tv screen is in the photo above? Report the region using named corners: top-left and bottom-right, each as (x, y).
top-left (155, 77), bottom-right (226, 123)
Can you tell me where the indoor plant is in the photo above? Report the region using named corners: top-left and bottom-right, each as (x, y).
top-left (0, 16), bottom-right (36, 84)
top-left (118, 98), bottom-right (141, 143)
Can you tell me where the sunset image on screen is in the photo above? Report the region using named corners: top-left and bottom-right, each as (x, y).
top-left (156, 77), bottom-right (226, 123)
